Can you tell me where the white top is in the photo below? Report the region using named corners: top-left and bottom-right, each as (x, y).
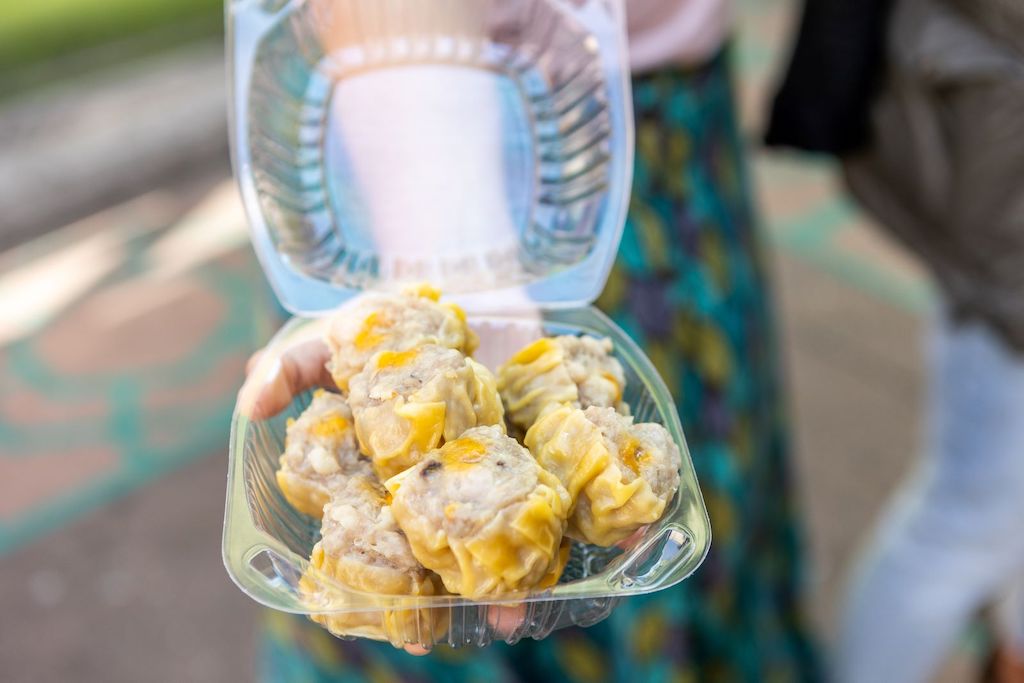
top-left (626, 0), bottom-right (731, 72)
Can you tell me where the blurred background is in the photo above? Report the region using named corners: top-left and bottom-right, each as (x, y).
top-left (0, 0), bottom-right (977, 680)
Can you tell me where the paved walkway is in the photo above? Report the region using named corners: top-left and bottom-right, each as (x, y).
top-left (0, 182), bottom-right (278, 552)
top-left (0, 42), bottom-right (227, 248)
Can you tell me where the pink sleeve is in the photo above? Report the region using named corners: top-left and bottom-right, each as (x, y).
top-left (626, 0), bottom-right (731, 72)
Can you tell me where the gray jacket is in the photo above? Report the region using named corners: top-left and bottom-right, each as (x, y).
top-left (844, 0), bottom-right (1024, 349)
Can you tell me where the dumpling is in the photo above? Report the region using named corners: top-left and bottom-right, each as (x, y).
top-left (537, 538), bottom-right (572, 590)
top-left (497, 335), bottom-right (628, 433)
top-left (522, 403), bottom-right (612, 503)
top-left (348, 344), bottom-right (504, 480)
top-left (525, 405), bottom-right (680, 547)
top-left (324, 285), bottom-right (477, 391)
top-left (386, 425), bottom-right (571, 598)
top-left (276, 389), bottom-right (373, 518)
top-left (300, 475), bottom-right (447, 645)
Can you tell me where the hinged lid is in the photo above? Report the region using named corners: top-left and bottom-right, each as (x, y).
top-left (228, 0), bottom-right (633, 314)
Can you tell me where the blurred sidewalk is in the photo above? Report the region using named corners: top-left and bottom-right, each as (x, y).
top-left (0, 43), bottom-right (227, 248)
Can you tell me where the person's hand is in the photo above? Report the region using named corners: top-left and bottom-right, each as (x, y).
top-left (237, 338), bottom-right (336, 420)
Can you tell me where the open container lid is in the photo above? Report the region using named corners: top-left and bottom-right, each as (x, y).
top-left (229, 0), bottom-right (634, 314)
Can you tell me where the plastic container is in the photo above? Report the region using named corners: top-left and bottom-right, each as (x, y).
top-left (224, 0), bottom-right (710, 648)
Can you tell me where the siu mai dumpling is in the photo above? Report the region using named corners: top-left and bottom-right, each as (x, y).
top-left (301, 475), bottom-right (446, 645)
top-left (276, 389), bottom-right (372, 518)
top-left (348, 344), bottom-right (504, 480)
top-left (497, 335), bottom-right (627, 433)
top-left (526, 405), bottom-right (680, 546)
top-left (386, 426), bottom-right (571, 598)
top-left (324, 285), bottom-right (477, 391)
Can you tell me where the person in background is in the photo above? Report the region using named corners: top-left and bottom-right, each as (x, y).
top-left (767, 1), bottom-right (1024, 681)
top-left (254, 1), bottom-right (823, 680)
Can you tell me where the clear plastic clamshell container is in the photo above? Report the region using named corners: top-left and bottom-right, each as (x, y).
top-left (224, 0), bottom-right (710, 648)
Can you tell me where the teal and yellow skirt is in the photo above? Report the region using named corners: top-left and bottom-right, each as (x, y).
top-left (260, 48), bottom-right (822, 683)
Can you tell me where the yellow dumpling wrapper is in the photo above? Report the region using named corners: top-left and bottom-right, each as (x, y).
top-left (301, 544), bottom-right (447, 646)
top-left (386, 426), bottom-right (571, 598)
top-left (536, 538), bottom-right (572, 590)
top-left (350, 346), bottom-right (504, 480)
top-left (524, 404), bottom-right (612, 503)
top-left (525, 406), bottom-right (680, 547)
top-left (276, 473), bottom-right (335, 519)
top-left (299, 478), bottom-right (448, 646)
top-left (497, 338), bottom-right (577, 431)
top-left (324, 286), bottom-right (478, 391)
top-left (497, 335), bottom-right (627, 433)
top-left (571, 465), bottom-right (664, 547)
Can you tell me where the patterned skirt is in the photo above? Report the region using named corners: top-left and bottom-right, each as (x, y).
top-left (260, 47), bottom-right (822, 683)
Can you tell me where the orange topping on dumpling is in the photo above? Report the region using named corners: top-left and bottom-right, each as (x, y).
top-left (310, 415), bottom-right (350, 440)
top-left (375, 348), bottom-right (420, 369)
top-left (439, 437), bottom-right (487, 470)
top-left (354, 311), bottom-right (389, 350)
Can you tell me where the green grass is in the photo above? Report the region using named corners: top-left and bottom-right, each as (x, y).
top-left (0, 0), bottom-right (222, 82)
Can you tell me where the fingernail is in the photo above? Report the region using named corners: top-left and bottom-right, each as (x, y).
top-left (261, 357), bottom-right (283, 386)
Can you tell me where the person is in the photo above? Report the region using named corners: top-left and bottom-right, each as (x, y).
top-left (245, 1), bottom-right (823, 680)
top-left (767, 0), bottom-right (1024, 681)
